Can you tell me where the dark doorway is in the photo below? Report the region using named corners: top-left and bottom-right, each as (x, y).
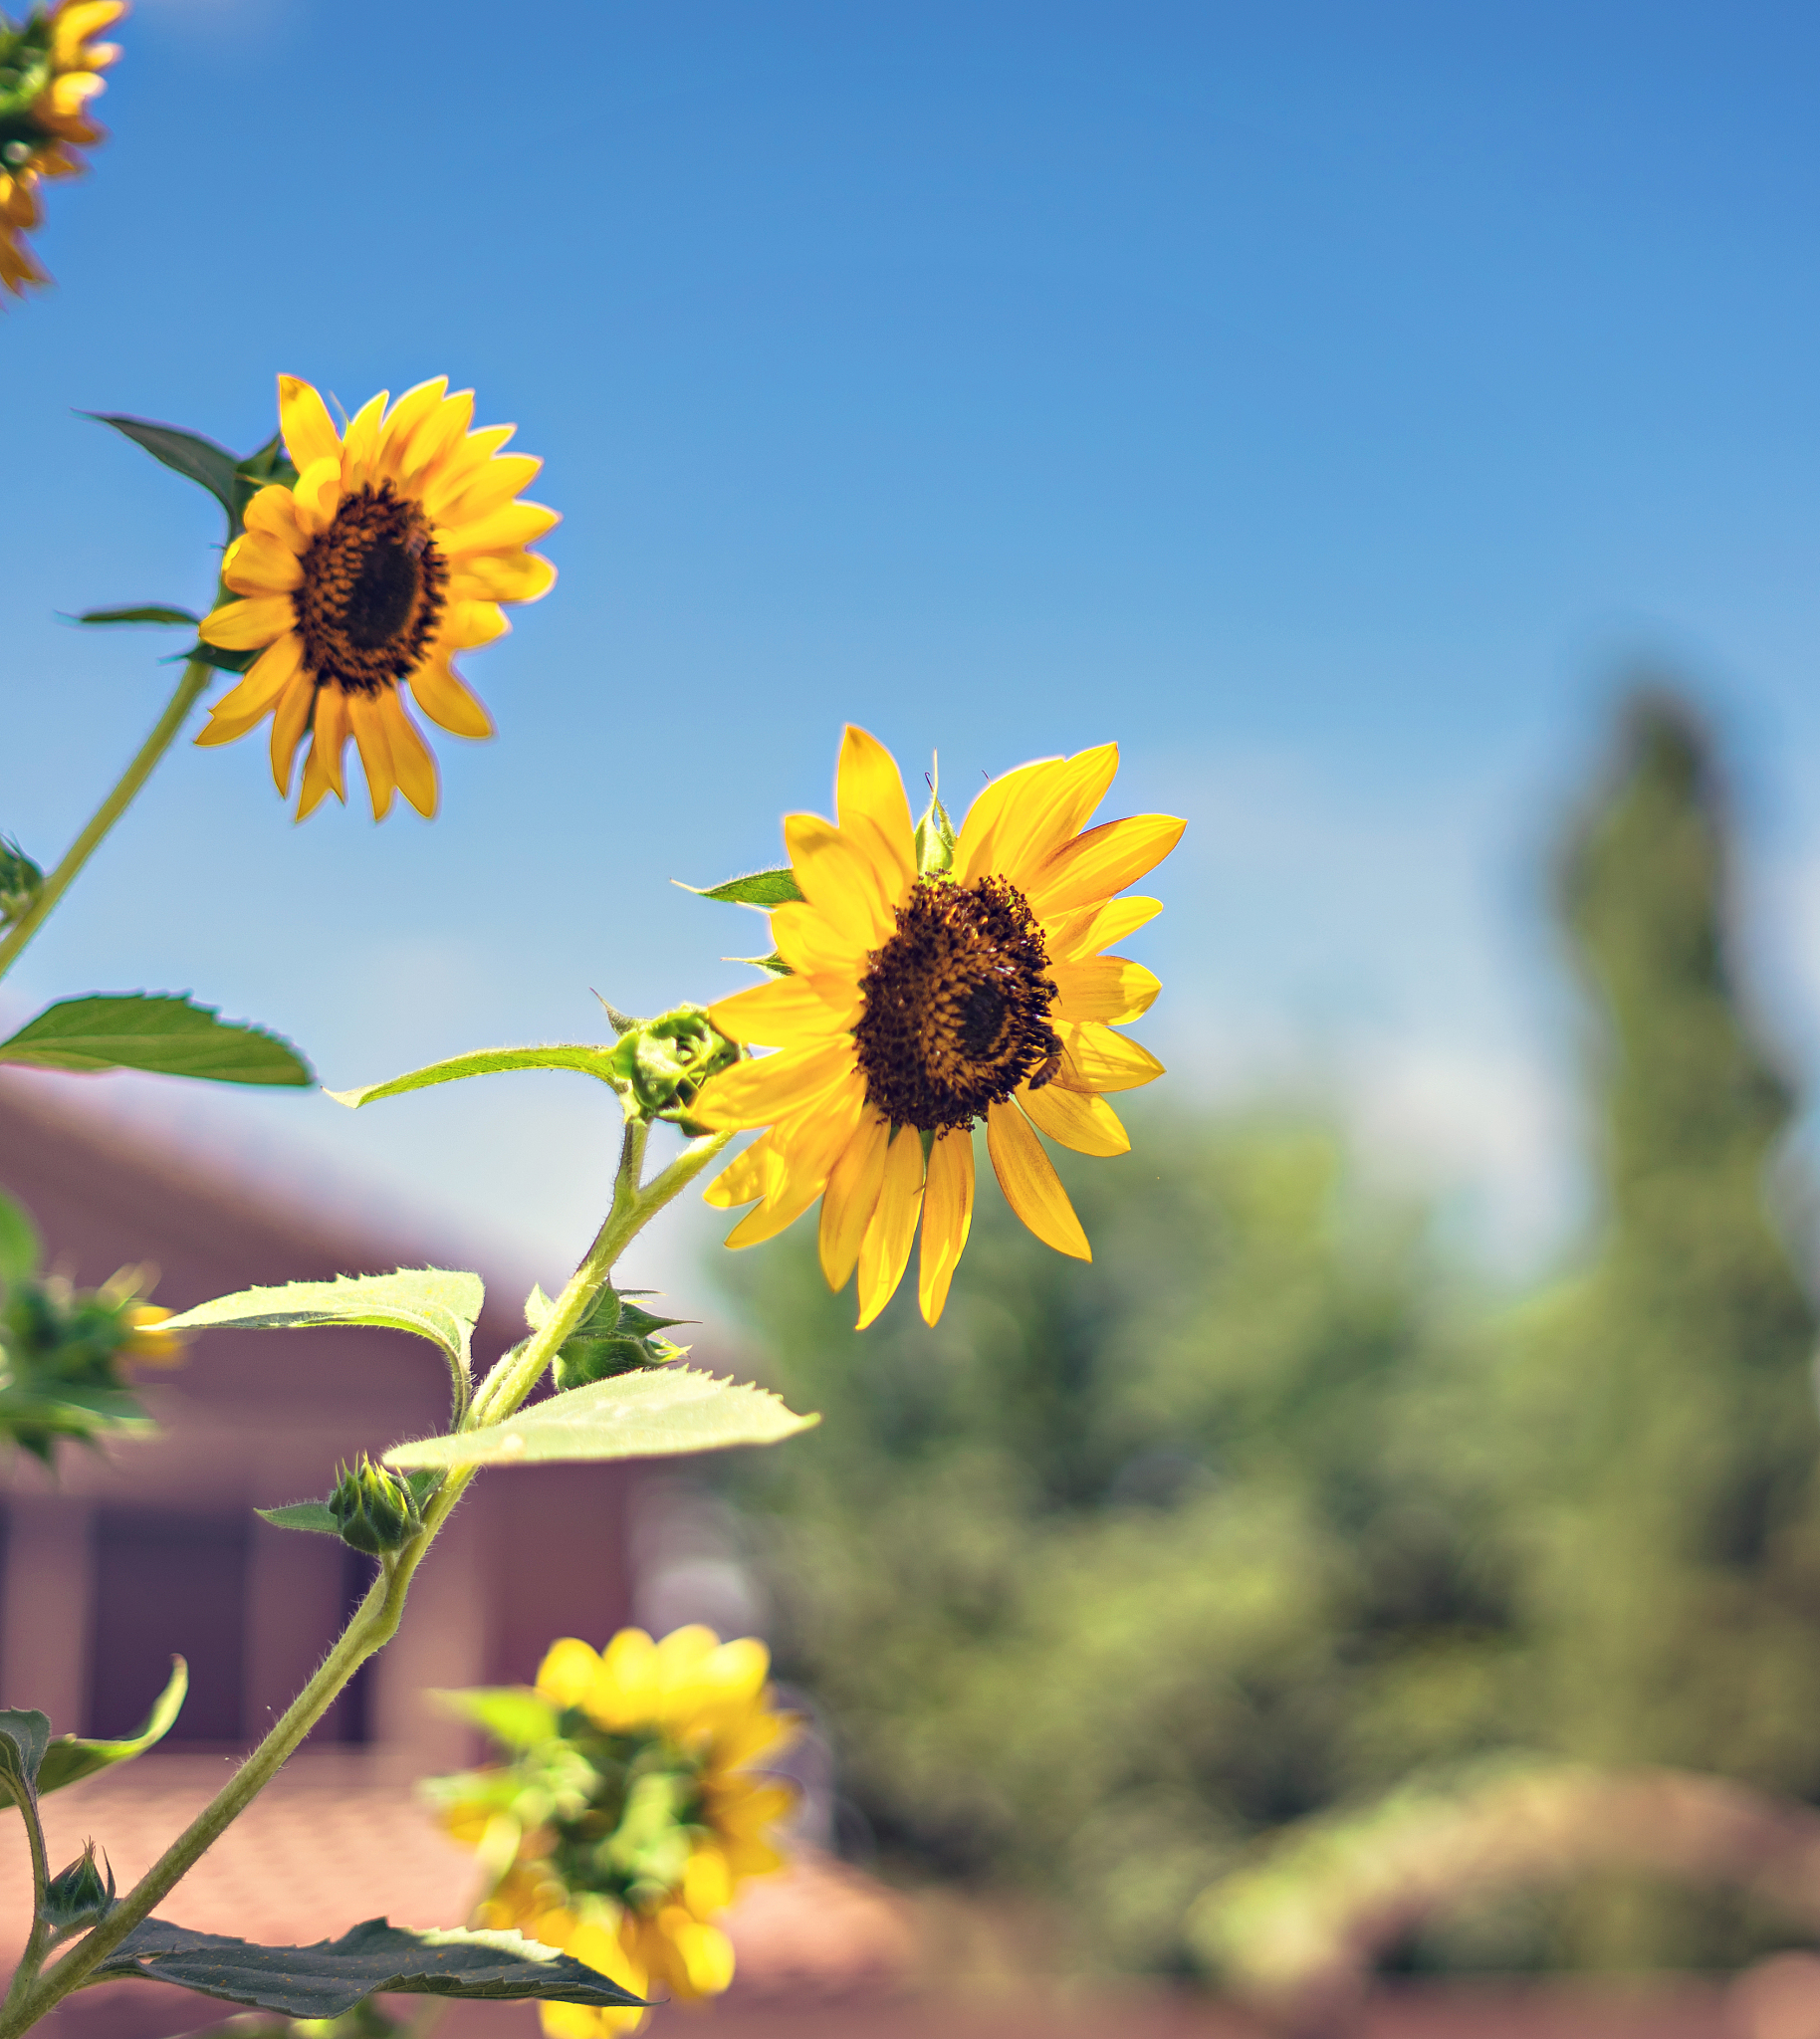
top-left (89, 1510), bottom-right (248, 1744)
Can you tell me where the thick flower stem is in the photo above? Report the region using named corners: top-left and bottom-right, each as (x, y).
top-left (0, 1116), bottom-right (735, 2038)
top-left (0, 657), bottom-right (214, 987)
top-left (0, 1790), bottom-right (53, 2029)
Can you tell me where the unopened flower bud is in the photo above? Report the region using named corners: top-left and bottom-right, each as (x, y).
top-left (42, 1840), bottom-right (114, 1929)
top-left (602, 1006), bottom-right (739, 1124)
top-left (328, 1456), bottom-right (421, 1556)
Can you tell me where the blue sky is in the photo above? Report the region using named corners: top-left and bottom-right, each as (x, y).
top-left (5, 0), bottom-right (1820, 1304)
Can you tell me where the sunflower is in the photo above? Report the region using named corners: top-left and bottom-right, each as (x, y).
top-left (696, 727), bottom-right (1183, 1327)
top-left (438, 1625), bottom-right (796, 2038)
top-left (0, 0), bottom-right (124, 298)
top-left (195, 373), bottom-right (557, 820)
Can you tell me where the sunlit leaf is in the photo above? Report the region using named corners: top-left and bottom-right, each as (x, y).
top-left (71, 605), bottom-right (201, 628)
top-left (162, 1270), bottom-right (483, 1376)
top-left (0, 995), bottom-right (313, 1086)
top-left (0, 1187), bottom-right (40, 1291)
top-left (88, 414), bottom-right (242, 523)
top-left (431, 1688), bottom-right (559, 1748)
top-left (39, 1657), bottom-right (186, 1795)
top-left (387, 1365), bottom-right (816, 1473)
top-left (329, 1045), bottom-right (619, 1111)
top-left (678, 868), bottom-right (803, 909)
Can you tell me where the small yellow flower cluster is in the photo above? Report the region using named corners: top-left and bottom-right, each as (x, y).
top-left (441, 1626), bottom-right (796, 2037)
top-left (0, 0), bottom-right (123, 298)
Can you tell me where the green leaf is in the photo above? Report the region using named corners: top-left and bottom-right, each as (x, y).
top-left (0, 995), bottom-right (313, 1086)
top-left (0, 1186), bottom-right (41, 1291)
top-left (431, 1688), bottom-right (559, 1748)
top-left (88, 414), bottom-right (242, 524)
top-left (727, 951), bottom-right (795, 977)
top-left (328, 1045), bottom-right (620, 1110)
top-left (93, 1917), bottom-right (648, 2017)
top-left (678, 867), bottom-right (804, 909)
top-left (39, 1657), bottom-right (186, 1795)
top-left (386, 1365), bottom-right (817, 1473)
top-left (71, 605), bottom-right (201, 628)
top-left (162, 1269), bottom-right (483, 1378)
top-left (0, 1710), bottom-right (49, 1808)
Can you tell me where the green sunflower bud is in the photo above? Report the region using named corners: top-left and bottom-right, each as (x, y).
top-left (328, 1456), bottom-right (422, 1556)
top-left (42, 1841), bottom-right (114, 1931)
top-left (552, 1288), bottom-right (689, 1393)
top-left (0, 837), bottom-right (43, 929)
top-left (598, 1005), bottom-right (739, 1125)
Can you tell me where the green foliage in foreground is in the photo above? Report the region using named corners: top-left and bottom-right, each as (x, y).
top-left (718, 689), bottom-right (1820, 1980)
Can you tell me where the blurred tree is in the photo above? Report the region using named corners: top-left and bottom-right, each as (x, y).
top-left (1497, 691), bottom-right (1820, 1961)
top-left (717, 1117), bottom-right (1511, 1969)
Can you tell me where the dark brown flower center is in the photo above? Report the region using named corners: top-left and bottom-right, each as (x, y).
top-left (853, 874), bottom-right (1062, 1134)
top-left (294, 482), bottom-right (448, 696)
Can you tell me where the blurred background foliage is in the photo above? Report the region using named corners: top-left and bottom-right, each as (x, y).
top-left (712, 686), bottom-right (1820, 1983)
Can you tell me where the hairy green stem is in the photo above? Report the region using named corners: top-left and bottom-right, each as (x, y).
top-left (1, 1116), bottom-right (734, 2036)
top-left (0, 1791), bottom-right (53, 2028)
top-left (0, 657), bottom-right (214, 987)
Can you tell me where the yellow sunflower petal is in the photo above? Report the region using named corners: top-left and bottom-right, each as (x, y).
top-left (399, 388), bottom-right (476, 482)
top-left (1043, 894), bottom-right (1162, 963)
top-left (435, 452), bottom-right (545, 526)
top-left (854, 1129), bottom-right (926, 1329)
top-left (408, 653), bottom-right (495, 739)
top-left (536, 1637), bottom-right (602, 1706)
top-left (199, 631), bottom-right (303, 730)
top-left (445, 599), bottom-right (509, 650)
top-left (1050, 956), bottom-right (1161, 1025)
top-left (782, 814), bottom-right (891, 951)
top-left (724, 1079), bottom-right (865, 1247)
top-left (996, 743), bottom-right (1122, 886)
top-left (592, 1628), bottom-right (660, 1726)
top-left (270, 673), bottom-right (314, 796)
top-left (1017, 1081), bottom-right (1129, 1156)
top-left (1024, 812), bottom-right (1187, 917)
top-left (346, 694), bottom-right (397, 820)
top-left (835, 725), bottom-right (915, 900)
top-left (277, 374), bottom-right (342, 473)
top-left (242, 483), bottom-right (307, 551)
top-left (222, 531), bottom-right (302, 595)
top-left (695, 1041), bottom-right (858, 1132)
top-left (199, 595), bottom-right (292, 651)
top-left (709, 974), bottom-right (858, 1047)
top-left (450, 550), bottom-right (557, 603)
top-left (380, 691), bottom-right (440, 817)
top-left (375, 377), bottom-right (448, 477)
top-left (295, 738), bottom-right (339, 820)
top-left (953, 755), bottom-right (1059, 883)
top-left (1053, 1020), bottom-right (1165, 1093)
top-left (986, 1100), bottom-right (1090, 1259)
top-left (918, 1128), bottom-right (975, 1325)
top-left (340, 388), bottom-right (389, 483)
top-left (312, 688), bottom-right (349, 801)
top-left (293, 454), bottom-right (343, 537)
top-left (442, 500), bottom-right (561, 555)
top-left (703, 1131), bottom-right (779, 1210)
top-left (818, 1109), bottom-right (890, 1291)
top-left (421, 432), bottom-right (524, 520)
top-left (769, 900), bottom-right (868, 977)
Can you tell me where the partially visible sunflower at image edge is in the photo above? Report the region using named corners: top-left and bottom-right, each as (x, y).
top-left (696, 727), bottom-right (1184, 1326)
top-left (0, 0), bottom-right (125, 298)
top-left (196, 374), bottom-right (558, 820)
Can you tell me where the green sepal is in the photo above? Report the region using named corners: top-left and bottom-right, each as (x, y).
top-left (39, 1656), bottom-right (187, 1795)
top-left (259, 1473), bottom-right (436, 1540)
top-left (0, 1709), bottom-right (50, 1809)
top-left (386, 1365), bottom-right (816, 1473)
top-left (0, 836), bottom-right (43, 928)
top-left (329, 1045), bottom-right (621, 1110)
top-left (914, 786), bottom-right (957, 876)
top-left (0, 995), bottom-right (314, 1086)
top-left (176, 641), bottom-right (258, 674)
top-left (430, 1688), bottom-right (559, 1748)
top-left (0, 1186), bottom-right (41, 1293)
top-left (678, 868), bottom-right (804, 909)
top-left (91, 1917), bottom-right (649, 2017)
top-left (727, 952), bottom-right (794, 977)
top-left (70, 606), bottom-right (200, 628)
top-left (88, 414), bottom-right (242, 525)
